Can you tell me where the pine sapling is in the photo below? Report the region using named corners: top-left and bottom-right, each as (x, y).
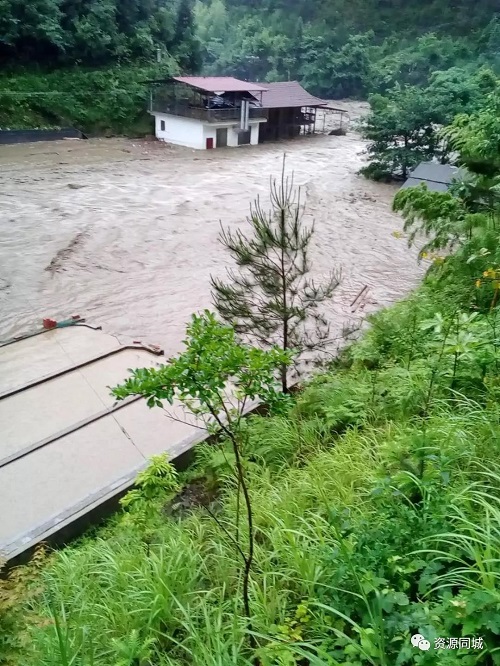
top-left (211, 157), bottom-right (341, 393)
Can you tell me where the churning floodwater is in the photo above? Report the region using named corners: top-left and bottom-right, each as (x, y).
top-left (0, 102), bottom-right (423, 357)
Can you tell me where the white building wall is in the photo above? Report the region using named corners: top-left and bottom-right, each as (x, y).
top-left (213, 122), bottom-right (262, 147)
top-left (154, 112), bottom-right (265, 150)
top-left (203, 124), bottom-right (241, 148)
top-left (227, 126), bottom-right (239, 147)
top-left (154, 113), bottom-right (205, 149)
top-left (250, 122), bottom-right (260, 145)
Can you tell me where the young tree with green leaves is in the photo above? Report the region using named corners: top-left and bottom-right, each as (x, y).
top-left (120, 453), bottom-right (180, 543)
top-left (211, 158), bottom-right (341, 394)
top-left (360, 85), bottom-right (438, 181)
top-left (113, 311), bottom-right (292, 639)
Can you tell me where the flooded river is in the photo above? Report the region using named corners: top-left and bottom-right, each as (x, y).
top-left (0, 102), bottom-right (423, 357)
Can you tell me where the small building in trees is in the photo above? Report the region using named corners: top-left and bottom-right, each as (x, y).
top-left (149, 76), bottom-right (269, 149)
top-left (148, 76), bottom-right (334, 149)
top-left (401, 162), bottom-right (466, 192)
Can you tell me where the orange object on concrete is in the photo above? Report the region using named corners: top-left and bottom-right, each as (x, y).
top-left (42, 318), bottom-right (57, 330)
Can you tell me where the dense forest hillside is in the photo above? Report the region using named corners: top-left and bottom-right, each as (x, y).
top-left (0, 0), bottom-right (199, 68)
top-left (0, 0), bottom-right (498, 132)
top-left (195, 0), bottom-right (500, 96)
top-left (0, 0), bottom-right (199, 133)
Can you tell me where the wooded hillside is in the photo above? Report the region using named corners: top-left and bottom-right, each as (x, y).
top-left (0, 0), bottom-right (199, 70)
top-left (0, 0), bottom-right (200, 133)
top-left (195, 0), bottom-right (500, 97)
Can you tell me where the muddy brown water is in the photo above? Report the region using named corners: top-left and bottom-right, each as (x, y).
top-left (0, 102), bottom-right (423, 357)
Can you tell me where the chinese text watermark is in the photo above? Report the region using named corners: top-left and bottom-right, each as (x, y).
top-left (411, 634), bottom-right (484, 651)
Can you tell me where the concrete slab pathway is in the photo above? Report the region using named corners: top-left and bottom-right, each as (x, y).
top-left (0, 326), bottom-right (199, 561)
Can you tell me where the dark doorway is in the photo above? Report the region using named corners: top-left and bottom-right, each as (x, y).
top-left (206, 137), bottom-right (214, 149)
top-left (216, 128), bottom-right (228, 147)
top-left (238, 129), bottom-right (251, 145)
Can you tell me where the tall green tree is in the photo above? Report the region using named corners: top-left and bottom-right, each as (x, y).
top-left (393, 89), bottom-right (500, 310)
top-left (0, 0), bottom-right (182, 66)
top-left (172, 0), bottom-right (201, 72)
top-left (426, 67), bottom-right (498, 126)
top-left (371, 33), bottom-right (472, 93)
top-left (0, 0), bottom-right (65, 63)
top-left (361, 70), bottom-right (498, 182)
top-left (361, 85), bottom-right (438, 181)
top-left (71, 0), bottom-right (121, 65)
top-left (301, 32), bottom-right (373, 98)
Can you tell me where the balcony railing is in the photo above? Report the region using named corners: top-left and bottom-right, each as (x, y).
top-left (150, 98), bottom-right (268, 123)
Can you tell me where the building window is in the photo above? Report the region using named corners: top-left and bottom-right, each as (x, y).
top-left (160, 120), bottom-right (165, 131)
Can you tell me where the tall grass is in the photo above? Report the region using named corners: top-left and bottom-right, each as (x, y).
top-left (5, 400), bottom-right (496, 665)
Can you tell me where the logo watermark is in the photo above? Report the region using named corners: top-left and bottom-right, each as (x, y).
top-left (411, 634), bottom-right (484, 651)
top-left (411, 634), bottom-right (430, 651)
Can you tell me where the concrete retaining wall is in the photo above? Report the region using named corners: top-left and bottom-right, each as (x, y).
top-left (0, 128), bottom-right (85, 144)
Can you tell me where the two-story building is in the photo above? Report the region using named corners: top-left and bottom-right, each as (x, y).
top-left (149, 76), bottom-right (269, 150)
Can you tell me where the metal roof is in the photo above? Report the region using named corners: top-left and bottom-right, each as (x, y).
top-left (254, 81), bottom-right (328, 109)
top-left (172, 76), bottom-right (268, 93)
top-left (400, 177), bottom-right (450, 193)
top-left (400, 162), bottom-right (466, 191)
top-left (409, 162), bottom-right (461, 184)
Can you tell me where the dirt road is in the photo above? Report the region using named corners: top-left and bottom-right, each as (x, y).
top-left (0, 102), bottom-right (422, 356)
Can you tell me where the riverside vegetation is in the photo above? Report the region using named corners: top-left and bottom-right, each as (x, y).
top-left (0, 0), bottom-right (499, 134)
top-left (2, 89), bottom-right (500, 665)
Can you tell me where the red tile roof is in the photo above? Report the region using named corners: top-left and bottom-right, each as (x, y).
top-left (256, 81), bottom-right (328, 108)
top-left (172, 76), bottom-right (268, 93)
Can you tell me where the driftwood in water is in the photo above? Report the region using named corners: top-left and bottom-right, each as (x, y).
top-left (350, 285), bottom-right (369, 312)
